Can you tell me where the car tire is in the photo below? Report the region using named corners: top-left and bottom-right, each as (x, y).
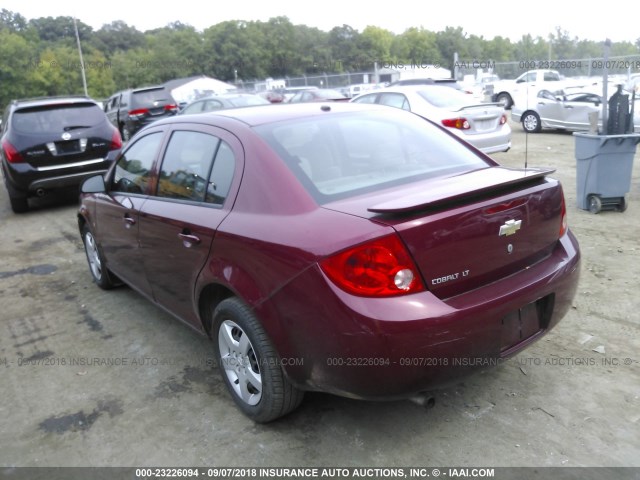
top-left (522, 111), bottom-right (541, 133)
top-left (497, 93), bottom-right (513, 109)
top-left (82, 225), bottom-right (117, 289)
top-left (212, 297), bottom-right (304, 423)
top-left (8, 193), bottom-right (29, 213)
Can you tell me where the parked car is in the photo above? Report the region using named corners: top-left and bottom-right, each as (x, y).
top-left (180, 94), bottom-right (270, 115)
top-left (256, 91), bottom-right (286, 103)
top-left (511, 89), bottom-right (640, 133)
top-left (288, 88), bottom-right (348, 103)
top-left (1, 96), bottom-right (122, 213)
top-left (78, 102), bottom-right (580, 422)
top-left (351, 85), bottom-right (511, 154)
top-left (487, 70), bottom-right (586, 109)
top-left (104, 86), bottom-right (178, 141)
top-left (279, 86), bottom-right (319, 102)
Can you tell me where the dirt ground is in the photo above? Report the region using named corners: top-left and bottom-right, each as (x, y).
top-left (0, 120), bottom-right (638, 469)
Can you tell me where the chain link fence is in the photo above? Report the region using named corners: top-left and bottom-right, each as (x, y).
top-left (455, 54), bottom-right (640, 80)
top-left (239, 55), bottom-right (640, 92)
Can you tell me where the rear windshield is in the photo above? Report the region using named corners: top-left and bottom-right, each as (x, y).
top-left (255, 110), bottom-right (488, 203)
top-left (131, 88), bottom-right (173, 107)
top-left (228, 96), bottom-right (270, 107)
top-left (12, 103), bottom-right (106, 134)
top-left (417, 87), bottom-right (473, 109)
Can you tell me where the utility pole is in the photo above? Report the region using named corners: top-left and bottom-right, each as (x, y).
top-left (73, 17), bottom-right (89, 96)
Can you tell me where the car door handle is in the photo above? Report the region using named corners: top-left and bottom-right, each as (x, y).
top-left (178, 233), bottom-right (201, 247)
top-left (123, 215), bottom-right (136, 227)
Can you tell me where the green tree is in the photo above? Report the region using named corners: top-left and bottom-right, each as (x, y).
top-left (203, 20), bottom-right (267, 82)
top-left (0, 9), bottom-right (27, 32)
top-left (0, 29), bottom-right (33, 106)
top-left (357, 26), bottom-right (394, 66)
top-left (28, 16), bottom-right (92, 44)
top-left (92, 20), bottom-right (145, 54)
top-left (328, 25), bottom-right (361, 71)
top-left (436, 26), bottom-right (469, 72)
top-left (391, 28), bottom-right (441, 67)
top-left (146, 23), bottom-right (205, 81)
top-left (484, 36), bottom-right (514, 62)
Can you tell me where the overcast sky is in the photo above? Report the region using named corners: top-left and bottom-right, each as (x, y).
top-left (2, 0), bottom-right (636, 44)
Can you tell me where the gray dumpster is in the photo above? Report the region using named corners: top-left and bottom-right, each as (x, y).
top-left (573, 132), bottom-right (640, 213)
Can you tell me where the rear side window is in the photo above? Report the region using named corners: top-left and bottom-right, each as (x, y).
top-left (157, 131), bottom-right (219, 202)
top-left (12, 103), bottom-right (106, 134)
top-left (112, 132), bottom-right (163, 194)
top-left (156, 131), bottom-right (235, 205)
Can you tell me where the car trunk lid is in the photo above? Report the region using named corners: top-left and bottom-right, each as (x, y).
top-left (323, 166), bottom-right (565, 299)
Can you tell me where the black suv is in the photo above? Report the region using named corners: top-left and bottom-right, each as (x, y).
top-left (104, 86), bottom-right (178, 141)
top-left (1, 96), bottom-right (122, 213)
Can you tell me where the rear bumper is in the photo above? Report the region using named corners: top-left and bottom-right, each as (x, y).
top-left (3, 157), bottom-right (112, 194)
top-left (262, 230), bottom-right (581, 399)
top-left (454, 123), bottom-right (512, 154)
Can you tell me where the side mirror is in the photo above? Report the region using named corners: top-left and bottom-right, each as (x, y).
top-left (81, 174), bottom-right (106, 194)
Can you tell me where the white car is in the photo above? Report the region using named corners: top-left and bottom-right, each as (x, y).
top-left (511, 89), bottom-right (640, 133)
top-left (351, 85), bottom-right (511, 154)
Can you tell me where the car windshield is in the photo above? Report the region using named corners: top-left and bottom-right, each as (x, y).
top-left (255, 110), bottom-right (488, 203)
top-left (12, 103), bottom-right (106, 134)
top-left (417, 87), bottom-right (474, 109)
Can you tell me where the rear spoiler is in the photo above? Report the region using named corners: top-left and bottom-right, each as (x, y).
top-left (368, 167), bottom-right (555, 214)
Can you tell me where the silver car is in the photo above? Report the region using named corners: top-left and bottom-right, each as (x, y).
top-left (351, 85), bottom-right (511, 154)
top-left (512, 89), bottom-right (640, 133)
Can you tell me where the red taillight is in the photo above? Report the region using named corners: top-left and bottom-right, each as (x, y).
top-left (128, 108), bottom-right (149, 117)
top-left (500, 114), bottom-right (507, 125)
top-left (320, 235), bottom-right (425, 297)
top-left (110, 129), bottom-right (122, 150)
top-left (559, 189), bottom-right (568, 237)
top-left (441, 118), bottom-right (470, 130)
top-left (164, 104), bottom-right (178, 111)
top-left (2, 140), bottom-right (23, 163)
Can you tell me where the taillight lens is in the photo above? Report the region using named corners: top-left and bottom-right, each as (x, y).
top-left (128, 108), bottom-right (149, 117)
top-left (500, 114), bottom-right (507, 125)
top-left (559, 188), bottom-right (568, 237)
top-left (110, 129), bottom-right (122, 150)
top-left (442, 118), bottom-right (470, 130)
top-left (164, 104), bottom-right (178, 112)
top-left (320, 235), bottom-right (425, 297)
top-left (2, 139), bottom-right (23, 163)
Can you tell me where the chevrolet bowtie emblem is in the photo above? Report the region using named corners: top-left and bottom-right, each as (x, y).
top-left (499, 219), bottom-right (522, 236)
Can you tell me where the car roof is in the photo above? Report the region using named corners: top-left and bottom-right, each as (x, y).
top-left (355, 85), bottom-right (458, 95)
top-left (154, 102), bottom-right (389, 128)
top-left (10, 96), bottom-right (98, 109)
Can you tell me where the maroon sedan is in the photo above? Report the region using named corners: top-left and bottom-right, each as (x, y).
top-left (78, 103), bottom-right (580, 422)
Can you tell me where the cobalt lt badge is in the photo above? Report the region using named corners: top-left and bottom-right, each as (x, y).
top-left (499, 219), bottom-right (522, 237)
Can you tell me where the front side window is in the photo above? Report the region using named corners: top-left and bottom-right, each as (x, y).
top-left (112, 132), bottom-right (163, 194)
